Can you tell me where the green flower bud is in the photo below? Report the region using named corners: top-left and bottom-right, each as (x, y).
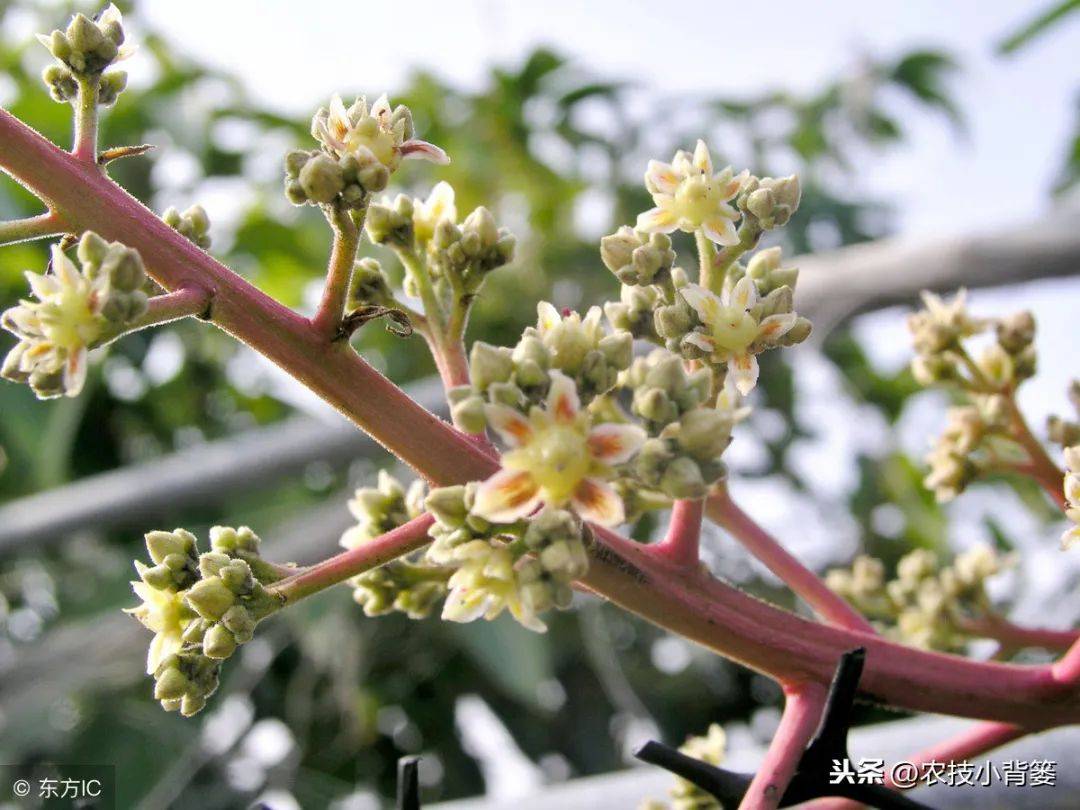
top-left (598, 332), bottom-right (632, 370)
top-left (98, 70), bottom-right (127, 106)
top-left (660, 456), bottom-right (707, 499)
top-left (185, 577), bottom-right (236, 621)
top-left (348, 258), bottom-right (393, 307)
top-left (470, 342), bottom-right (515, 390)
top-left (464, 206), bottom-right (499, 248)
top-left (203, 624), bottom-right (237, 659)
top-left (779, 316), bottom-right (812, 346)
top-left (221, 605), bottom-right (256, 642)
top-left (426, 486), bottom-right (469, 527)
top-left (451, 395), bottom-right (487, 434)
top-left (675, 408), bottom-right (733, 460)
top-left (299, 153), bottom-right (345, 204)
top-left (145, 529), bottom-right (197, 566)
top-left (285, 150), bottom-right (311, 177)
top-left (153, 666), bottom-right (190, 701)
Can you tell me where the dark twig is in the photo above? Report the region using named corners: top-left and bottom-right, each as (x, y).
top-left (397, 755), bottom-right (421, 810)
top-left (634, 648), bottom-right (934, 809)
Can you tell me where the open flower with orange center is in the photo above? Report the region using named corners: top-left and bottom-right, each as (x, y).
top-left (679, 277), bottom-right (797, 395)
top-left (312, 94), bottom-right (448, 172)
top-left (636, 140), bottom-right (748, 246)
top-left (473, 371), bottom-right (645, 526)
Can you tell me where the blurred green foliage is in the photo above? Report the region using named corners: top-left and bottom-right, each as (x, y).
top-left (0, 2), bottom-right (1016, 807)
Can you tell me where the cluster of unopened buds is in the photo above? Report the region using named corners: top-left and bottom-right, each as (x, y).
top-left (907, 290), bottom-right (1044, 501)
top-left (38, 4), bottom-right (129, 106)
top-left (1, 233), bottom-right (148, 397)
top-left (127, 526), bottom-right (284, 715)
top-left (826, 546), bottom-right (1011, 651)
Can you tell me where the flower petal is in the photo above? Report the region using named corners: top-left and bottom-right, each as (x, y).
top-left (571, 478), bottom-right (625, 526)
top-left (757, 312), bottom-right (797, 342)
top-left (636, 207), bottom-right (679, 234)
top-left (692, 139), bottom-right (713, 174)
top-left (700, 215), bottom-right (739, 246)
top-left (645, 160), bottom-right (680, 195)
top-left (63, 346), bottom-right (88, 397)
top-left (545, 369), bottom-right (580, 423)
top-left (683, 332), bottom-right (716, 354)
top-left (473, 469), bottom-right (543, 523)
top-left (722, 168), bottom-right (750, 198)
top-left (485, 403), bottom-right (533, 447)
top-left (729, 275), bottom-right (758, 310)
top-left (730, 353), bottom-right (759, 395)
top-left (536, 301), bottom-right (561, 332)
top-left (400, 139), bottom-right (450, 165)
top-left (587, 423), bottom-right (647, 464)
top-left (680, 283), bottom-right (721, 323)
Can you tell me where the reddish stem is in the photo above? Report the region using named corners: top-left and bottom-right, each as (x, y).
top-left (706, 487), bottom-right (876, 634)
top-left (957, 614), bottom-right (1078, 653)
top-left (311, 209), bottom-right (360, 340)
top-left (649, 498), bottom-right (705, 568)
top-left (4, 106), bottom-right (1080, 729)
top-left (1052, 638), bottom-right (1080, 684)
top-left (1004, 393), bottom-right (1067, 510)
top-left (740, 683), bottom-right (826, 809)
top-left (268, 513), bottom-right (435, 605)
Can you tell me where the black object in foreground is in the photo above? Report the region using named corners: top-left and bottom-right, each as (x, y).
top-left (635, 648), bottom-right (935, 808)
top-left (397, 755), bottom-right (422, 810)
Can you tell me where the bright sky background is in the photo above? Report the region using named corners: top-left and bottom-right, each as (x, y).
top-left (139, 0), bottom-right (1080, 236)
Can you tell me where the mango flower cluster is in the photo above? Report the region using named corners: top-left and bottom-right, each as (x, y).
top-left (2, 233), bottom-right (148, 398)
top-left (285, 94), bottom-right (447, 210)
top-left (38, 4), bottom-right (129, 105)
top-left (641, 723), bottom-right (728, 810)
top-left (627, 351), bottom-right (749, 500)
top-left (1063, 446), bottom-right (1080, 550)
top-left (448, 302), bottom-right (633, 431)
top-left (907, 290), bottom-right (1036, 391)
top-left (826, 546), bottom-right (1010, 651)
top-left (364, 182), bottom-right (516, 299)
top-left (339, 473), bottom-right (590, 632)
top-left (908, 292), bottom-right (1042, 501)
top-left (126, 526), bottom-right (282, 715)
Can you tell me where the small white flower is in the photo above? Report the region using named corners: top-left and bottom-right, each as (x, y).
top-left (126, 565), bottom-right (195, 674)
top-left (441, 542), bottom-right (546, 632)
top-left (473, 371), bottom-right (645, 526)
top-left (1, 245), bottom-right (109, 397)
top-left (413, 181), bottom-right (457, 244)
top-left (535, 302), bottom-right (604, 374)
top-left (679, 277), bottom-right (797, 394)
top-left (313, 93), bottom-right (448, 172)
top-left (636, 140), bottom-right (747, 245)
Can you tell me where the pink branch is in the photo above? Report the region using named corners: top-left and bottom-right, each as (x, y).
top-left (649, 498), bottom-right (705, 568)
top-left (268, 513), bottom-right (435, 605)
top-left (706, 487), bottom-right (875, 634)
top-left (311, 209), bottom-right (361, 340)
top-left (957, 614), bottom-right (1078, 653)
top-left (1052, 638), bottom-right (1080, 685)
top-left (740, 683), bottom-right (827, 809)
top-left (3, 105), bottom-right (1080, 729)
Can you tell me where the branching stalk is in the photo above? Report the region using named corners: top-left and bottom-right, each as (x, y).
top-left (0, 210), bottom-right (66, 245)
top-left (3, 104), bottom-right (1080, 730)
top-left (268, 513), bottom-right (435, 605)
top-left (73, 76), bottom-right (99, 163)
top-left (706, 485), bottom-right (876, 634)
top-left (650, 498), bottom-right (705, 568)
top-left (311, 206), bottom-right (362, 340)
top-left (740, 684), bottom-right (827, 810)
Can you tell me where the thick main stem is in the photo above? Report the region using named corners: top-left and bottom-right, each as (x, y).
top-left (740, 684), bottom-right (827, 810)
top-left (706, 486), bottom-right (876, 634)
top-left (269, 514), bottom-right (435, 605)
top-left (3, 106), bottom-right (1080, 728)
